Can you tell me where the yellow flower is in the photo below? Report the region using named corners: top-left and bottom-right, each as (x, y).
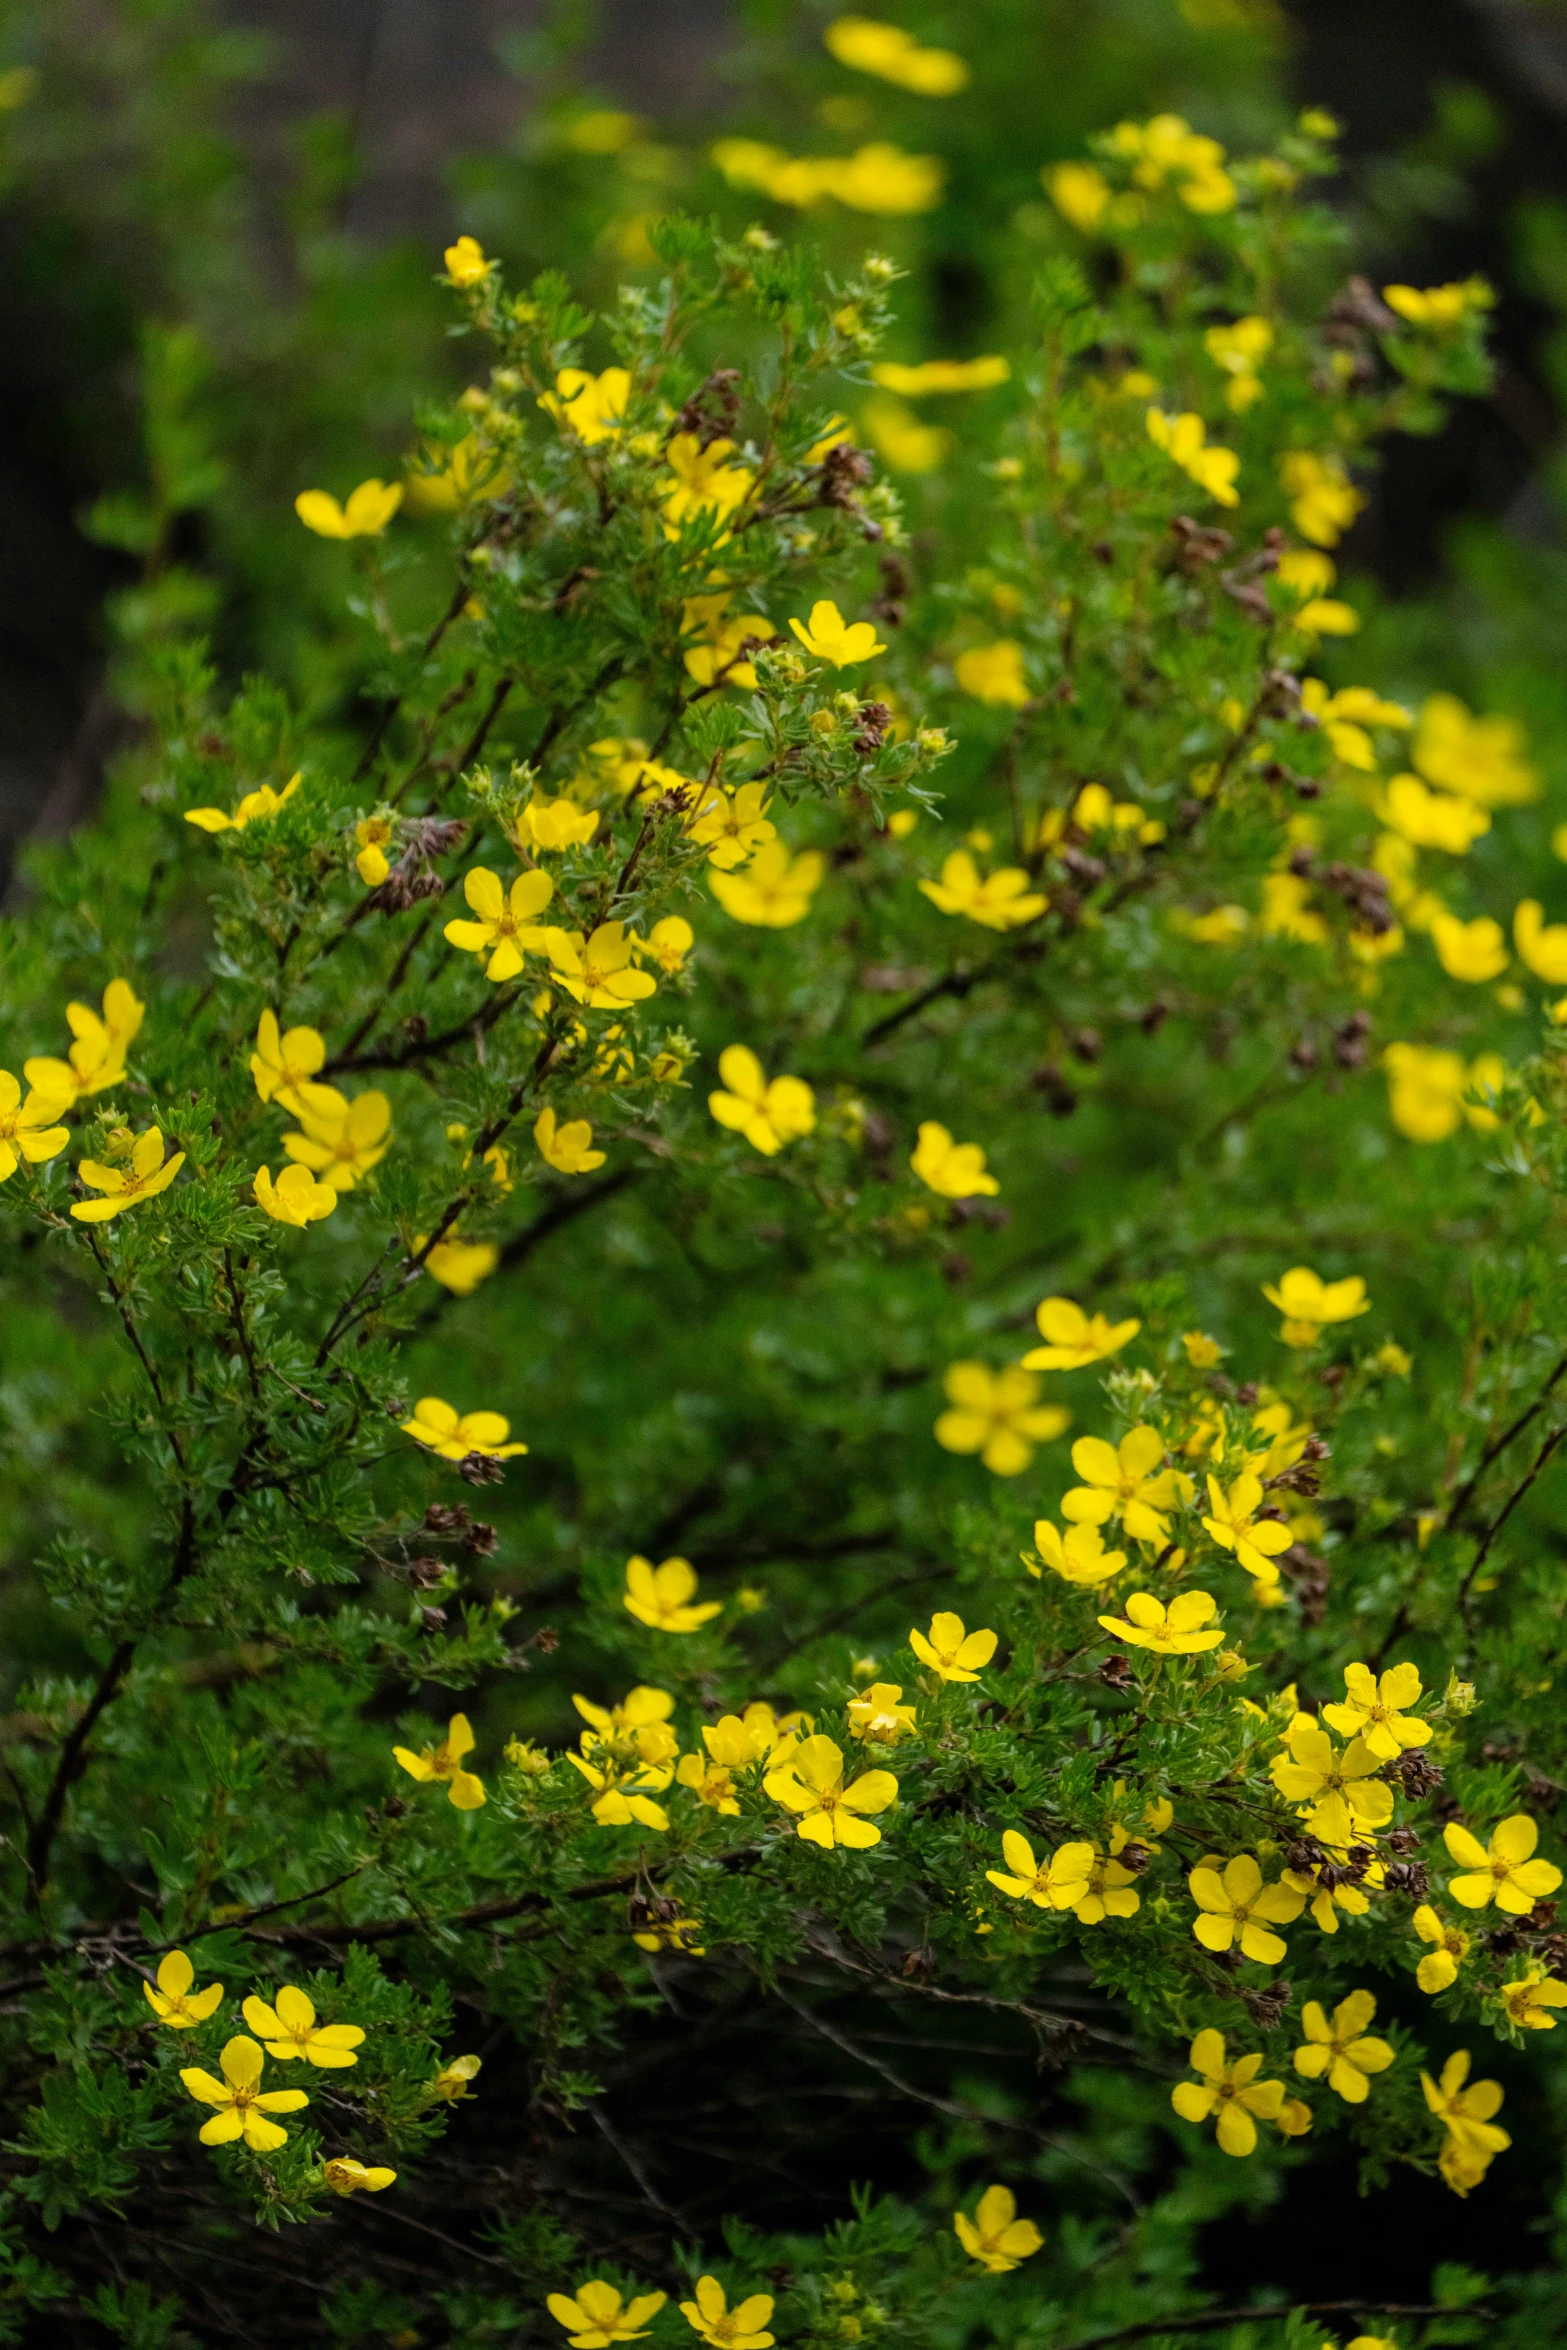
top-left (1045, 161), bottom-right (1112, 232)
top-left (71, 1126), bottom-right (184, 1222)
top-left (1063, 1427), bottom-right (1187, 1545)
top-left (568, 1697), bottom-right (675, 1829)
top-left (623, 1555), bottom-right (721, 1632)
top-left (679, 2277), bottom-right (776, 2350)
top-left (677, 1752), bottom-right (741, 1814)
top-left (661, 435), bottom-right (754, 533)
top-left (1413, 693), bottom-right (1538, 807)
top-left (539, 367), bottom-right (632, 445)
top-left (710, 841), bottom-right (825, 927)
top-left (687, 782), bottom-right (777, 870)
top-left (824, 15), bottom-right (967, 93)
top-left (952, 2184), bottom-right (1042, 2272)
top-left (1201, 1472), bottom-right (1291, 1585)
top-left (353, 814), bottom-right (393, 884)
top-left (282, 1083), bottom-right (391, 1191)
top-left (1513, 898), bottom-right (1567, 983)
top-left (919, 850), bottom-right (1046, 930)
top-left (986, 1829), bottom-right (1077, 1911)
top-left (1283, 1851), bottom-right (1374, 1934)
top-left (1293, 1990), bottom-right (1394, 2102)
top-left (788, 600), bottom-right (886, 667)
top-left (765, 1733), bottom-right (897, 1849)
top-left (1430, 911), bottom-right (1508, 984)
top-left (1099, 1590), bottom-right (1224, 1656)
top-left (1171, 2029), bottom-right (1287, 2156)
top-left (0, 1069), bottom-right (69, 1181)
top-left (1380, 774), bottom-right (1490, 853)
top-left (392, 1713), bottom-right (487, 1809)
top-left (419, 1235), bottom-right (498, 1294)
top-left (444, 868), bottom-right (554, 982)
top-left (1112, 112), bottom-right (1235, 210)
top-left (431, 2053), bottom-right (482, 2101)
top-left (253, 1163), bottom-right (337, 1227)
top-left (845, 1682), bottom-right (917, 1742)
top-left (1188, 1854), bottom-right (1304, 1965)
top-left (1022, 1297), bottom-right (1140, 1372)
top-left (1421, 2049), bottom-right (1510, 2162)
top-left (874, 357), bottom-right (1007, 397)
top-left (294, 480), bottom-right (402, 539)
top-left (535, 1107), bottom-right (607, 1174)
top-left (184, 771), bottom-right (303, 834)
top-left (543, 921), bottom-right (659, 1008)
top-left (683, 609), bottom-right (777, 690)
top-left (513, 793), bottom-right (600, 853)
top-left (1384, 278), bottom-right (1491, 326)
top-left (323, 2157), bottom-right (397, 2194)
top-left (708, 1045), bottom-right (816, 1155)
top-left (403, 429), bottom-right (510, 514)
top-left (635, 916), bottom-right (694, 975)
top-left (1269, 1720), bottom-right (1394, 1846)
top-left (1030, 1519), bottom-right (1126, 1587)
top-left (1383, 1043), bottom-right (1506, 1143)
top-left (143, 1949), bottom-right (224, 2030)
top-left (242, 1984), bottom-right (366, 2068)
top-left (250, 1009), bottom-right (325, 1109)
top-left (1204, 315), bottom-right (1272, 410)
top-left (934, 1362), bottom-right (1069, 1476)
top-left (549, 2287), bottom-right (668, 2350)
top-left (444, 235), bottom-right (491, 285)
top-left (179, 2036), bottom-right (310, 2151)
top-left (1261, 1265), bottom-right (1369, 1348)
top-left (910, 1120), bottom-right (998, 1199)
top-left (632, 1910), bottom-right (706, 1954)
top-left (1443, 1814), bottom-right (1563, 1915)
top-left (1182, 1330), bottom-right (1224, 1368)
top-left (1321, 1660), bottom-right (1430, 1759)
top-left (953, 641), bottom-right (1029, 707)
top-left (1146, 408), bottom-right (1239, 506)
top-left (1259, 871), bottom-right (1328, 945)
top-left (909, 1611), bottom-right (996, 1683)
top-left (1279, 450), bottom-right (1366, 546)
top-left (400, 1396), bottom-right (527, 1462)
top-left (1501, 1971), bottom-right (1567, 2030)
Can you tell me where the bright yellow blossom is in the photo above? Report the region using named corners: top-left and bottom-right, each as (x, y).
top-left (1188, 1854), bottom-right (1304, 1965)
top-left (953, 2184), bottom-right (1042, 2272)
top-left (513, 792), bottom-right (599, 852)
top-left (180, 2036), bottom-right (309, 2152)
top-left (660, 433), bottom-right (754, 533)
top-left (909, 1611), bottom-right (996, 1683)
top-left (1063, 1427), bottom-right (1187, 1545)
top-left (1430, 911), bottom-right (1508, 983)
top-left (764, 1733), bottom-right (897, 1848)
top-left (282, 1083), bottom-right (391, 1191)
top-left (1030, 1519), bottom-right (1126, 1587)
top-left (323, 2158), bottom-right (397, 2194)
top-left (1270, 1720), bottom-right (1394, 1846)
top-left (1293, 1990), bottom-right (1394, 2102)
top-left (1501, 1971), bottom-right (1567, 2030)
top-left (636, 916), bottom-right (694, 974)
top-left (444, 235), bottom-right (491, 285)
top-left (1112, 112), bottom-right (1236, 209)
top-left (542, 921), bottom-right (658, 1008)
top-left (873, 357), bottom-right (1007, 396)
top-left (708, 1046), bottom-right (816, 1155)
top-left (683, 608), bottom-right (777, 690)
top-left (679, 2276), bottom-right (776, 2350)
top-left (35, 983), bottom-right (143, 1092)
top-left (1383, 1043), bottom-right (1507, 1143)
top-left (1099, 1590), bottom-right (1224, 1656)
top-left (1202, 1472), bottom-right (1292, 1584)
top-left (444, 867), bottom-right (554, 981)
top-left (1046, 160), bottom-right (1113, 232)
top-left (253, 1163), bottom-right (337, 1226)
top-left (1413, 693), bottom-right (1538, 806)
top-left (1261, 1265), bottom-right (1369, 1347)
top-left (910, 1120), bottom-right (998, 1198)
top-left (535, 1107), bottom-right (607, 1174)
top-left (825, 16), bottom-right (968, 93)
top-left (954, 641), bottom-right (1030, 706)
top-left (1444, 1814), bottom-right (1563, 1914)
top-left (294, 479), bottom-right (402, 539)
top-left (250, 1009), bottom-right (325, 1108)
top-left (1381, 774), bottom-right (1490, 853)
top-left (538, 367), bottom-right (631, 445)
top-left (401, 1397), bottom-right (527, 1462)
top-left (184, 770), bottom-right (302, 833)
top-left (1171, 2029), bottom-right (1287, 2156)
top-left (1023, 1297), bottom-right (1140, 1372)
top-left (242, 1985), bottom-right (365, 2069)
top-left (1384, 278), bottom-right (1491, 326)
top-left (686, 782), bottom-right (776, 869)
top-left (1422, 2049), bottom-right (1510, 2169)
top-left (1513, 899), bottom-right (1567, 983)
top-left (431, 2053), bottom-right (482, 2101)
top-left (1205, 315), bottom-right (1272, 410)
top-left (788, 600), bottom-right (886, 667)
top-left (1322, 1660), bottom-right (1430, 1758)
top-left (846, 1682), bottom-right (917, 1742)
top-left (71, 1127), bottom-right (184, 1222)
top-left (548, 2285), bottom-right (668, 2349)
top-left (1146, 408), bottom-right (1239, 506)
top-left (710, 841), bottom-right (825, 926)
top-left (143, 1950), bottom-right (224, 2030)
top-left (392, 1713), bottom-right (487, 1810)
top-left (919, 849), bottom-right (1045, 930)
top-left (934, 1362), bottom-right (1068, 1476)
top-left (355, 817), bottom-right (393, 884)
top-left (623, 1555), bottom-right (721, 1632)
top-left (419, 1235), bottom-right (498, 1294)
top-left (0, 1070), bottom-right (69, 1182)
top-left (1279, 450), bottom-right (1366, 546)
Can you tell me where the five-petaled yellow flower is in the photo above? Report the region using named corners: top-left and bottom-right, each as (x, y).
top-left (1443, 1813), bottom-right (1562, 1914)
top-left (25, 978), bottom-right (144, 1108)
top-left (825, 15), bottom-right (968, 94)
top-left (71, 1127), bottom-right (185, 1222)
top-left (1099, 1590), bottom-right (1224, 1655)
top-left (909, 1611), bottom-right (996, 1683)
top-left (539, 366), bottom-right (631, 444)
top-left (282, 1083), bottom-right (391, 1191)
top-left (710, 841), bottom-right (825, 927)
top-left (549, 2285), bottom-right (668, 2349)
top-left (1064, 1428), bottom-right (1188, 1545)
top-left (445, 868), bottom-right (554, 981)
top-left (1421, 2048), bottom-right (1510, 2167)
top-left (910, 1120), bottom-right (998, 1199)
top-left (1171, 2029), bottom-right (1286, 2156)
top-left (934, 1362), bottom-right (1068, 1476)
top-left (393, 1713), bottom-right (487, 1809)
top-left (253, 1164), bottom-right (337, 1226)
top-left (1022, 1297), bottom-right (1140, 1371)
top-left (323, 2158), bottom-right (398, 2194)
top-left (953, 2183), bottom-right (1042, 2272)
top-left (845, 1682), bottom-right (917, 1742)
top-left (1202, 1473), bottom-right (1292, 1585)
top-left (1293, 1989), bottom-right (1394, 2102)
top-left (180, 2035), bottom-right (309, 2152)
top-left (536, 1107), bottom-right (607, 1172)
top-left (251, 1010), bottom-right (325, 1109)
top-left (543, 921), bottom-right (659, 1008)
top-left (638, 915), bottom-right (694, 973)
top-left (295, 479), bottom-right (402, 539)
top-left (0, 1069), bottom-right (69, 1182)
top-left (1031, 1519), bottom-right (1126, 1587)
top-left (1321, 1660), bottom-right (1431, 1758)
top-left (1187, 1854), bottom-right (1304, 1964)
top-left (763, 1733), bottom-right (897, 1849)
top-left (444, 235), bottom-right (492, 286)
top-left (242, 1984), bottom-right (366, 2068)
top-left (623, 1554), bottom-right (721, 1632)
top-left (1261, 1265), bottom-right (1369, 1347)
top-left (1270, 1720), bottom-right (1393, 1848)
top-left (953, 641), bottom-right (1029, 707)
top-left (687, 782), bottom-right (777, 870)
top-left (919, 849), bottom-right (1046, 931)
top-left (401, 1396), bottom-right (528, 1462)
top-left (679, 2276), bottom-right (775, 2349)
top-left (1501, 1970), bottom-right (1567, 2030)
top-left (144, 1949), bottom-right (224, 2029)
top-left (788, 599), bottom-right (886, 667)
top-left (708, 1045), bottom-right (816, 1156)
top-left (1412, 1904), bottom-right (1470, 1992)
